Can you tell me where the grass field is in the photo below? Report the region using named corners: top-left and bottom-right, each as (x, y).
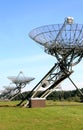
top-left (0, 100), bottom-right (83, 130)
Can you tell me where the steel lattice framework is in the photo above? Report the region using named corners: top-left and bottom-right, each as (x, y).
top-left (18, 17), bottom-right (83, 106)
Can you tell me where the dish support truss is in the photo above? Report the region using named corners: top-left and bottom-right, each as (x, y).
top-left (9, 82), bottom-right (27, 100)
top-left (18, 60), bottom-right (83, 106)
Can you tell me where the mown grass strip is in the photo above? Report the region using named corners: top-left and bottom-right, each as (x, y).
top-left (0, 101), bottom-right (83, 130)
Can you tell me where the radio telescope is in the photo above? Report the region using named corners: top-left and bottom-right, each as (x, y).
top-left (7, 71), bottom-right (35, 100)
top-left (18, 17), bottom-right (83, 107)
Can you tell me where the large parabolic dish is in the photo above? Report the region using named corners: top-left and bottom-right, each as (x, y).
top-left (8, 71), bottom-right (35, 85)
top-left (29, 17), bottom-right (83, 66)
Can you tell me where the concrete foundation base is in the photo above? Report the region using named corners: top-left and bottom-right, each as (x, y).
top-left (29, 98), bottom-right (46, 108)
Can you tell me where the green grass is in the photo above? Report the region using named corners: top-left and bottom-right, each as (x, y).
top-left (0, 101), bottom-right (83, 130)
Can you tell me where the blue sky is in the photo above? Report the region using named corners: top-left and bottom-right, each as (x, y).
top-left (0, 0), bottom-right (83, 91)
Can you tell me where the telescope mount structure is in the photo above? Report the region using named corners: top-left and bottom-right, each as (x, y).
top-left (18, 17), bottom-right (83, 107)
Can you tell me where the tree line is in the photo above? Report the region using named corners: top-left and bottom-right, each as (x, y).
top-left (11, 88), bottom-right (83, 102)
top-left (47, 88), bottom-right (83, 102)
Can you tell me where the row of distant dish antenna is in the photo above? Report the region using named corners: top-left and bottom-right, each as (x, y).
top-left (0, 71), bottom-right (35, 100)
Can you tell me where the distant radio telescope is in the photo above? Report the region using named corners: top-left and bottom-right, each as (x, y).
top-left (7, 71), bottom-right (35, 100)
